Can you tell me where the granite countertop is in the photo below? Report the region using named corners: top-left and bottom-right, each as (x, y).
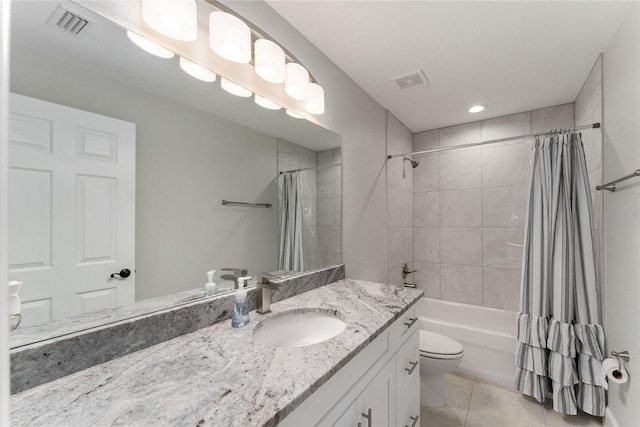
top-left (11, 279), bottom-right (423, 427)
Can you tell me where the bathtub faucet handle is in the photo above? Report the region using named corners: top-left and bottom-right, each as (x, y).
top-left (402, 263), bottom-right (417, 279)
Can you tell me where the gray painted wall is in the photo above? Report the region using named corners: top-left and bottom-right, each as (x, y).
top-left (602, 2), bottom-right (640, 425)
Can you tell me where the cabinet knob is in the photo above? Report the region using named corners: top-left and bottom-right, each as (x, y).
top-left (406, 414), bottom-right (419, 427)
top-left (361, 408), bottom-right (372, 427)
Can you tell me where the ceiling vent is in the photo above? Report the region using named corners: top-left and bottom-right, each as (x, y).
top-left (391, 70), bottom-right (429, 90)
top-left (46, 4), bottom-right (93, 37)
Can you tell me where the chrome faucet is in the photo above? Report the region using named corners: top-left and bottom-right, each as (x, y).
top-left (220, 268), bottom-right (248, 289)
top-left (256, 273), bottom-right (287, 314)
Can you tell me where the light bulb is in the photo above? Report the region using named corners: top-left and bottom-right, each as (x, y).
top-left (209, 11), bottom-right (251, 63)
top-left (255, 95), bottom-right (282, 110)
top-left (255, 39), bottom-right (285, 84)
top-left (286, 110), bottom-right (304, 119)
top-left (285, 63), bottom-right (309, 100)
top-left (142, 0), bottom-right (197, 41)
top-left (126, 31), bottom-right (174, 59)
top-left (304, 83), bottom-right (325, 115)
top-left (179, 57), bottom-right (217, 82)
top-left (221, 78), bottom-right (252, 97)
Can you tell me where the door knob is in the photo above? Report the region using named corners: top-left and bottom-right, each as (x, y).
top-left (110, 269), bottom-right (131, 278)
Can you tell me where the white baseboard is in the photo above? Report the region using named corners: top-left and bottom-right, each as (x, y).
top-left (604, 406), bottom-right (619, 427)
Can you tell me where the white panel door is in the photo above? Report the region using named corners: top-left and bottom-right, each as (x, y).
top-left (8, 93), bottom-right (135, 326)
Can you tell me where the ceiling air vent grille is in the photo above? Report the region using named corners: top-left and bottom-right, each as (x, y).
top-left (391, 70), bottom-right (429, 90)
top-left (46, 4), bottom-right (93, 36)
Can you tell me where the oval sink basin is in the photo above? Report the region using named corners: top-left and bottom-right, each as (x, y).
top-left (253, 308), bottom-right (346, 348)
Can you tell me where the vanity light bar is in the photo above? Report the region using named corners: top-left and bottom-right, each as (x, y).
top-left (123, 0), bottom-right (321, 116)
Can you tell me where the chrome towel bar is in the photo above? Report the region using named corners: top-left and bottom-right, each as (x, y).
top-left (596, 169), bottom-right (640, 192)
top-left (221, 200), bottom-right (272, 208)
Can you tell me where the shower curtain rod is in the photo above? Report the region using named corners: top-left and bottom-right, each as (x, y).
top-left (387, 122), bottom-right (601, 159)
top-left (279, 163), bottom-right (341, 175)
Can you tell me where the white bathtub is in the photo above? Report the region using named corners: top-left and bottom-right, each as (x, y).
top-left (417, 297), bottom-right (518, 388)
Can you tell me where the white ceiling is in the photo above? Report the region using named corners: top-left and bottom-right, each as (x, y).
top-left (10, 0), bottom-right (341, 151)
top-left (267, 1), bottom-right (631, 132)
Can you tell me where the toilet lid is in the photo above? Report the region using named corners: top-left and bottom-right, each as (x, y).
top-left (419, 330), bottom-right (463, 357)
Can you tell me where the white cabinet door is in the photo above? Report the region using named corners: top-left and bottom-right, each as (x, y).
top-left (8, 93), bottom-right (136, 325)
top-left (330, 400), bottom-right (359, 427)
top-left (357, 358), bottom-right (394, 427)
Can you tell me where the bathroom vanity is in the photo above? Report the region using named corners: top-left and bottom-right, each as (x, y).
top-left (10, 278), bottom-right (422, 426)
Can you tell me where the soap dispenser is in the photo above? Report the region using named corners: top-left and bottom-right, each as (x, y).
top-left (205, 270), bottom-right (217, 296)
top-left (232, 276), bottom-right (251, 328)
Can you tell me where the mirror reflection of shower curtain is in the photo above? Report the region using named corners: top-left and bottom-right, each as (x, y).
top-left (278, 172), bottom-right (304, 271)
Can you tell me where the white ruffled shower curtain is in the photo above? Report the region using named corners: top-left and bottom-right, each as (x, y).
top-left (516, 133), bottom-right (605, 416)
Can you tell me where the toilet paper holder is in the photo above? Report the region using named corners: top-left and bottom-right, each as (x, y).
top-left (611, 351), bottom-right (630, 363)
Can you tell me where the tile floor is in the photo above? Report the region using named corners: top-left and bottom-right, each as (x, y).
top-left (420, 373), bottom-right (603, 427)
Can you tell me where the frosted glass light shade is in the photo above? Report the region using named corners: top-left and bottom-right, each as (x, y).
top-left (286, 110), bottom-right (304, 119)
top-left (209, 11), bottom-right (251, 63)
top-left (142, 0), bottom-right (197, 41)
top-left (126, 31), bottom-right (174, 59)
top-left (221, 77), bottom-right (252, 97)
top-left (254, 39), bottom-right (285, 83)
top-left (304, 83), bottom-right (325, 115)
top-left (179, 57), bottom-right (217, 82)
top-left (285, 63), bottom-right (309, 100)
top-left (255, 95), bottom-right (282, 110)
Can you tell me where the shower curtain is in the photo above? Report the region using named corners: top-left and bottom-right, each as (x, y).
top-left (516, 133), bottom-right (605, 416)
top-left (278, 172), bottom-right (304, 272)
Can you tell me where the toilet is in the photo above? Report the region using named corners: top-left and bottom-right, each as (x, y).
top-left (419, 330), bottom-right (464, 408)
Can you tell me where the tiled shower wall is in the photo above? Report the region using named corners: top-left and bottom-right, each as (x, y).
top-left (412, 103), bottom-right (578, 311)
top-left (317, 148), bottom-right (343, 266)
top-left (386, 112), bottom-right (415, 286)
top-left (575, 55), bottom-right (604, 316)
top-left (278, 139), bottom-right (319, 270)
top-left (278, 139), bottom-right (343, 271)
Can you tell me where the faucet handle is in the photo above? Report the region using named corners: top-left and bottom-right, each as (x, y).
top-left (221, 268), bottom-right (248, 277)
top-left (257, 273), bottom-right (280, 284)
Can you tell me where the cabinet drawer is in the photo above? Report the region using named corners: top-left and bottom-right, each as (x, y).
top-left (396, 378), bottom-right (420, 427)
top-left (395, 304), bottom-right (419, 347)
top-left (396, 329), bottom-right (419, 405)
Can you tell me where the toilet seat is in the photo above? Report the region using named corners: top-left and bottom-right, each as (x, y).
top-left (419, 330), bottom-right (464, 360)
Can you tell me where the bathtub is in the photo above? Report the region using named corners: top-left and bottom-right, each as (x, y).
top-left (417, 297), bottom-right (517, 388)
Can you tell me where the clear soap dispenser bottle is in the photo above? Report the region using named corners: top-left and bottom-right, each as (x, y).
top-left (232, 276), bottom-right (251, 328)
top-left (205, 270), bottom-right (217, 296)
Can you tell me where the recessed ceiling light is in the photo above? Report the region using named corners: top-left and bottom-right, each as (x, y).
top-left (468, 105), bottom-right (486, 113)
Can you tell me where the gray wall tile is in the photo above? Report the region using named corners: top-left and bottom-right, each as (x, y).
top-left (440, 121), bottom-right (482, 148)
top-left (481, 143), bottom-right (530, 188)
top-left (278, 139), bottom-right (300, 166)
top-left (388, 227), bottom-right (403, 270)
top-left (402, 190), bottom-right (414, 227)
top-left (441, 264), bottom-right (483, 305)
top-left (483, 228), bottom-right (524, 269)
top-left (531, 103), bottom-right (574, 132)
top-left (440, 189), bottom-right (482, 227)
top-left (414, 154), bottom-right (439, 192)
top-left (415, 129), bottom-right (439, 152)
top-left (415, 261), bottom-right (440, 299)
top-left (387, 186), bottom-right (403, 228)
top-left (414, 227), bottom-right (439, 263)
top-left (575, 55), bottom-right (602, 126)
top-left (440, 149), bottom-right (482, 190)
top-left (483, 267), bottom-right (521, 311)
top-left (414, 191), bottom-right (440, 227)
top-left (441, 228), bottom-right (482, 266)
top-left (482, 187), bottom-right (527, 228)
top-left (482, 111), bottom-right (531, 141)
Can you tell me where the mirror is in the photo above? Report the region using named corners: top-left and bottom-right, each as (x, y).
top-left (8, 0), bottom-right (342, 347)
